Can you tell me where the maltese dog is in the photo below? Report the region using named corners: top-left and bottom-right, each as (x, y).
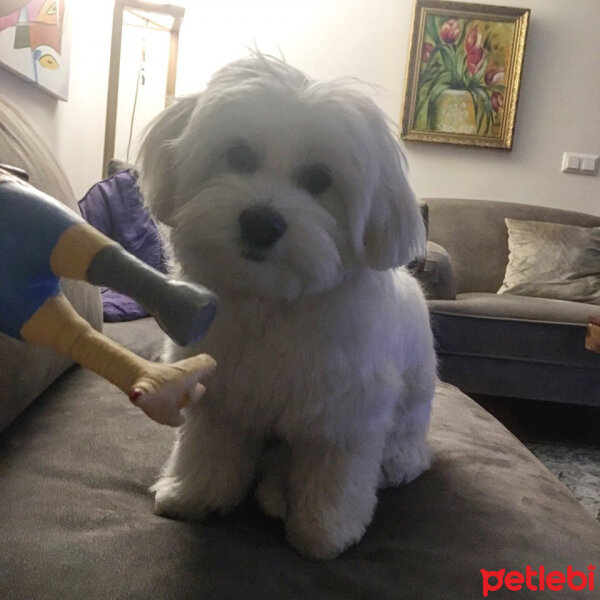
top-left (139, 54), bottom-right (436, 560)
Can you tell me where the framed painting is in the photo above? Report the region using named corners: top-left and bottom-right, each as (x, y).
top-left (0, 0), bottom-right (71, 100)
top-left (401, 0), bottom-right (530, 149)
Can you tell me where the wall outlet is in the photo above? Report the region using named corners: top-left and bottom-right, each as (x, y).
top-left (561, 152), bottom-right (599, 175)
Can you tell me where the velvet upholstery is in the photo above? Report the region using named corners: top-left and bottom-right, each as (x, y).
top-left (422, 198), bottom-right (600, 405)
top-left (1, 318), bottom-right (598, 599)
top-left (2, 97), bottom-right (598, 599)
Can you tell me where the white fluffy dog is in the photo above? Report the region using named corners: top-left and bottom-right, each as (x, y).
top-left (139, 55), bottom-right (436, 560)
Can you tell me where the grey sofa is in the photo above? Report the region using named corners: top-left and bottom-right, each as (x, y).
top-left (422, 197), bottom-right (600, 407)
top-left (1, 95), bottom-right (600, 598)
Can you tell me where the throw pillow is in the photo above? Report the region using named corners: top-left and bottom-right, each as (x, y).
top-left (498, 218), bottom-right (600, 304)
top-left (78, 168), bottom-right (169, 321)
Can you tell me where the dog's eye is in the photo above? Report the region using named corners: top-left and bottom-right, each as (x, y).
top-left (298, 165), bottom-right (332, 195)
top-left (225, 143), bottom-right (259, 174)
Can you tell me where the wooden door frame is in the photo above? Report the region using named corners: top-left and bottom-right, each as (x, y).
top-left (102, 0), bottom-right (184, 176)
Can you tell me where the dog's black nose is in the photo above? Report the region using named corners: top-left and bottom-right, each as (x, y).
top-left (239, 206), bottom-right (287, 255)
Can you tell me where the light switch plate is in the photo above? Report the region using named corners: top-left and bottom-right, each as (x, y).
top-left (562, 152), bottom-right (599, 175)
top-left (580, 155), bottom-right (598, 174)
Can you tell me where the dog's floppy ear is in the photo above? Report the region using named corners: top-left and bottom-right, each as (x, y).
top-left (363, 136), bottom-right (426, 271)
top-left (138, 95), bottom-right (197, 226)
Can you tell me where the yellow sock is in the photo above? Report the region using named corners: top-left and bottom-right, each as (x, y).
top-left (21, 294), bottom-right (216, 426)
top-left (49, 222), bottom-right (115, 280)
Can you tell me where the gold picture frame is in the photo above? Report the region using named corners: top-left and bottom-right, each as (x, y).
top-left (401, 0), bottom-right (530, 149)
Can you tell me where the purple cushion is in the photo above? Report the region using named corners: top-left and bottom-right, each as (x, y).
top-left (78, 169), bottom-right (168, 322)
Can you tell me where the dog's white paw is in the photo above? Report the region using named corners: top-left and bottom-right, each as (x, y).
top-left (255, 441), bottom-right (290, 520)
top-left (285, 511), bottom-right (367, 560)
top-left (151, 477), bottom-right (209, 521)
top-left (255, 477), bottom-right (288, 521)
top-left (379, 439), bottom-right (431, 489)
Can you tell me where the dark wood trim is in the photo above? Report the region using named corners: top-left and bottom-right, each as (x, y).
top-left (102, 2), bottom-right (125, 177)
top-left (166, 15), bottom-right (183, 104)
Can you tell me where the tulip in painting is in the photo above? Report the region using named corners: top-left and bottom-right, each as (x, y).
top-left (440, 18), bottom-right (460, 43)
top-left (414, 13), bottom-right (515, 136)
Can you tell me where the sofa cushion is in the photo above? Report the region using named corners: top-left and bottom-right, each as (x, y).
top-left (499, 218), bottom-right (600, 304)
top-left (0, 95), bottom-right (103, 432)
top-left (1, 351), bottom-right (598, 599)
top-left (429, 293), bottom-right (600, 368)
top-left (430, 291), bottom-right (599, 323)
top-left (429, 293), bottom-right (600, 403)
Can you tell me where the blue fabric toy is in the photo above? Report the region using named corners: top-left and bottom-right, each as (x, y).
top-left (0, 167), bottom-right (219, 426)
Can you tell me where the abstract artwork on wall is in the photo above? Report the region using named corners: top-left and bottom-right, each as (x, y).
top-left (401, 0), bottom-right (529, 149)
top-left (0, 0), bottom-right (70, 100)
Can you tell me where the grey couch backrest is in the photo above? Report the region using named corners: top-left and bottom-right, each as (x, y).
top-left (423, 197), bottom-right (600, 294)
top-left (0, 96), bottom-right (76, 207)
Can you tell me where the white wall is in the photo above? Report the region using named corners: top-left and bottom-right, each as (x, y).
top-left (113, 18), bottom-right (171, 164)
top-left (1, 0), bottom-right (598, 214)
top-left (404, 0), bottom-right (600, 214)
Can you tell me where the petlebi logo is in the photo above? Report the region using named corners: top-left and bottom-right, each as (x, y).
top-left (481, 565), bottom-right (595, 596)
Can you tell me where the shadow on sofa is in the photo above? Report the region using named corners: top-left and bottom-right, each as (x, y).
top-left (419, 197), bottom-right (600, 407)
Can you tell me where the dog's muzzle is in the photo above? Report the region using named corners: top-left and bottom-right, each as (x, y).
top-left (239, 205), bottom-right (287, 262)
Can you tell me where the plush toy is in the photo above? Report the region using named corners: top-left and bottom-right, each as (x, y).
top-left (0, 166), bottom-right (219, 426)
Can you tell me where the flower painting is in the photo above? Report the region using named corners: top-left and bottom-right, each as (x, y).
top-left (401, 1), bottom-right (530, 149)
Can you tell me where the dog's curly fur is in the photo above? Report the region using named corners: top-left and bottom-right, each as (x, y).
top-left (139, 55), bottom-right (436, 560)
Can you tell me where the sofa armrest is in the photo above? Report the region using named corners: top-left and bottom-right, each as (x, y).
top-left (417, 241), bottom-right (457, 300)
